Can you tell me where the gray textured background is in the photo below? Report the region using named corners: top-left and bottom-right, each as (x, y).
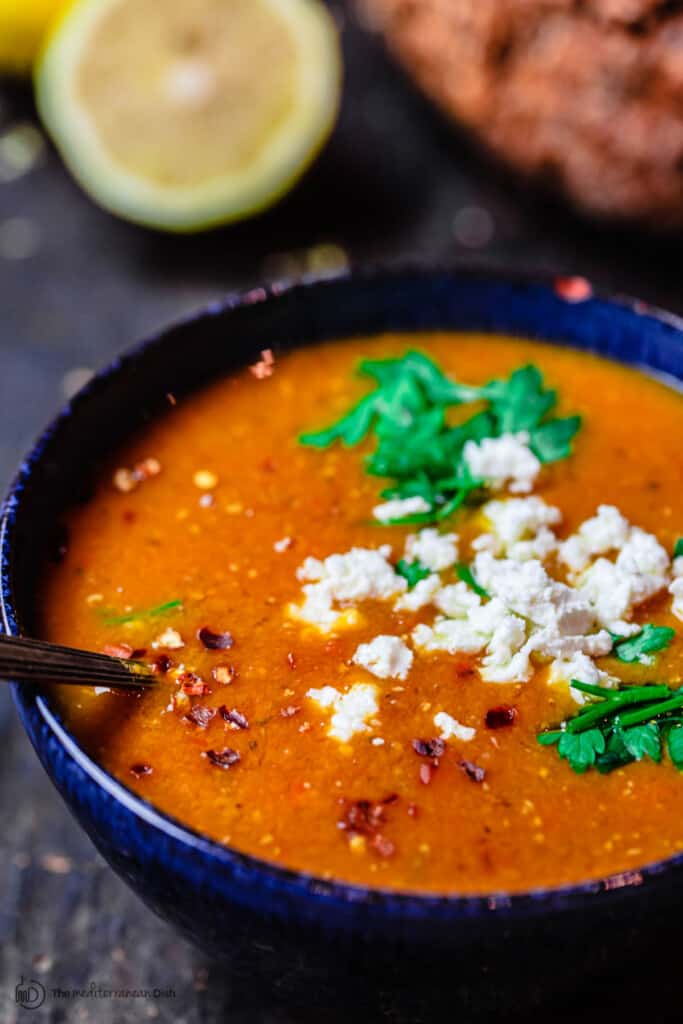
top-left (2, 3), bottom-right (683, 1021)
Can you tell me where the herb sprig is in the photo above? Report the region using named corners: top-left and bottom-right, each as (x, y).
top-left (101, 599), bottom-right (183, 627)
top-left (538, 681), bottom-right (683, 774)
top-left (611, 624), bottom-right (675, 665)
top-left (300, 351), bottom-right (581, 524)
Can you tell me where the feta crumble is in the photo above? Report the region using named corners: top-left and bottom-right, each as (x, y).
top-left (353, 635), bottom-right (414, 680)
top-left (433, 711), bottom-right (476, 742)
top-left (373, 496), bottom-right (431, 522)
top-left (404, 528), bottom-right (458, 572)
top-left (394, 573), bottom-right (442, 612)
top-left (306, 683), bottom-right (379, 742)
top-left (474, 496), bottom-right (561, 561)
top-left (547, 652), bottom-right (617, 704)
top-left (462, 432), bottom-right (541, 494)
top-left (559, 505), bottom-right (631, 574)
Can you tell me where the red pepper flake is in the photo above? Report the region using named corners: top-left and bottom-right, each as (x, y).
top-left (458, 759), bottom-right (486, 783)
top-left (249, 348), bottom-right (275, 379)
top-left (122, 509), bottom-right (136, 524)
top-left (198, 626), bottom-right (234, 651)
top-left (134, 457), bottom-right (162, 480)
top-left (179, 672), bottom-right (211, 697)
top-left (211, 664), bottom-right (237, 685)
top-left (130, 648), bottom-right (147, 660)
top-left (280, 705), bottom-right (300, 718)
top-left (407, 803), bottom-right (419, 818)
top-left (554, 276), bottom-right (592, 303)
top-left (184, 705), bottom-right (216, 729)
top-left (130, 763), bottom-right (153, 779)
top-left (419, 763), bottom-right (434, 785)
top-left (371, 834), bottom-right (395, 858)
top-left (152, 653), bottom-right (173, 674)
top-left (412, 737), bottom-right (446, 759)
top-left (485, 705), bottom-right (516, 729)
top-left (453, 659), bottom-right (475, 677)
top-left (166, 392), bottom-right (177, 406)
top-left (286, 652), bottom-right (297, 669)
top-left (102, 643), bottom-right (134, 659)
top-left (204, 748), bottom-right (241, 769)
top-left (219, 706), bottom-right (249, 730)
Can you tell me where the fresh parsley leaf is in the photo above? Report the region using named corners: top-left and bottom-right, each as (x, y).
top-left (101, 599), bottom-right (183, 626)
top-left (487, 364), bottom-right (557, 433)
top-left (557, 728), bottom-right (606, 773)
top-left (529, 415), bottom-right (582, 463)
top-left (612, 624), bottom-right (675, 665)
top-left (395, 559), bottom-right (431, 589)
top-left (621, 722), bottom-right (662, 763)
top-left (667, 725), bottom-right (683, 769)
top-left (300, 393), bottom-right (379, 448)
top-left (455, 563), bottom-right (490, 599)
top-left (595, 729), bottom-right (634, 774)
top-left (674, 537), bottom-right (683, 558)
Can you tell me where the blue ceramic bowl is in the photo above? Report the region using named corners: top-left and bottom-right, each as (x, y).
top-left (3, 269), bottom-right (683, 1011)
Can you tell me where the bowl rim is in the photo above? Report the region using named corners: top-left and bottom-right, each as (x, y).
top-left (3, 264), bottom-right (683, 921)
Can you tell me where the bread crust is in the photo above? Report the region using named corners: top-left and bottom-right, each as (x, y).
top-left (368, 0), bottom-right (683, 227)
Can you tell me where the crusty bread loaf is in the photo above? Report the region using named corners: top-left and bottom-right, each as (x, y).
top-left (368, 0), bottom-right (683, 227)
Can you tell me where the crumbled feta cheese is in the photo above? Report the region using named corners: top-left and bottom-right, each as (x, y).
top-left (373, 496), bottom-right (431, 522)
top-left (462, 432), bottom-right (541, 494)
top-left (433, 711), bottom-right (476, 742)
top-left (306, 683), bottom-right (379, 742)
top-left (289, 545), bottom-right (406, 632)
top-left (478, 496), bottom-right (561, 555)
top-left (433, 581), bottom-right (482, 618)
top-left (404, 528), bottom-right (458, 572)
top-left (480, 618), bottom-right (534, 683)
top-left (394, 574), bottom-right (442, 612)
top-left (413, 617), bottom-right (488, 655)
top-left (670, 557), bottom-right (683, 620)
top-left (558, 505), bottom-right (631, 573)
top-left (297, 546), bottom-right (405, 602)
top-left (352, 635), bottom-right (414, 680)
top-left (578, 529), bottom-right (670, 634)
top-left (152, 627), bottom-right (184, 650)
top-left (548, 652), bottom-right (617, 704)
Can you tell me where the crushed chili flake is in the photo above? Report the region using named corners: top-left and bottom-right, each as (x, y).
top-left (102, 643), bottom-right (134, 659)
top-left (178, 672), bottom-right (211, 697)
top-left (198, 626), bottom-right (234, 651)
top-left (280, 705), bottom-right (300, 718)
top-left (339, 797), bottom-right (397, 858)
top-left (152, 653), bottom-right (173, 674)
top-left (485, 705), bottom-right (517, 729)
top-left (134, 457), bottom-right (161, 480)
top-left (286, 652), bottom-right (296, 669)
top-left (371, 834), bottom-right (395, 858)
top-left (458, 760), bottom-right (486, 783)
top-left (249, 348), bottom-right (275, 379)
top-left (130, 648), bottom-right (147, 659)
top-left (184, 705), bottom-right (216, 729)
top-left (419, 763), bottom-right (435, 786)
top-left (412, 737), bottom-right (446, 759)
top-left (166, 392), bottom-right (177, 406)
top-left (212, 664), bottom-right (237, 685)
top-left (204, 747), bottom-right (241, 769)
top-left (407, 803), bottom-right (419, 818)
top-left (219, 706), bottom-right (249, 730)
top-left (130, 763), bottom-right (153, 779)
top-left (122, 509), bottom-right (136, 524)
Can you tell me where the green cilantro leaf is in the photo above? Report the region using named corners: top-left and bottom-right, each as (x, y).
top-left (667, 725), bottom-right (683, 769)
top-left (486, 364), bottom-right (557, 433)
top-left (395, 559), bottom-right (431, 589)
top-left (455, 563), bottom-right (490, 599)
top-left (529, 415), bottom-right (582, 463)
top-left (674, 537), bottom-right (683, 558)
top-left (612, 624), bottom-right (675, 665)
top-left (557, 728), bottom-right (606, 773)
top-left (621, 722), bottom-right (662, 762)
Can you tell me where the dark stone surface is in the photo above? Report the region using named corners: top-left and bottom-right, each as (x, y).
top-left (0, 3), bottom-right (682, 1020)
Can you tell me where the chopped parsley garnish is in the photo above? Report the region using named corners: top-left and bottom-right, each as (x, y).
top-left (611, 624), bottom-right (675, 665)
top-left (455, 562), bottom-right (489, 599)
top-left (395, 558), bottom-right (431, 589)
top-left (538, 680), bottom-right (683, 774)
top-left (674, 536), bottom-right (683, 558)
top-left (101, 599), bottom-right (183, 626)
top-left (300, 351), bottom-right (581, 524)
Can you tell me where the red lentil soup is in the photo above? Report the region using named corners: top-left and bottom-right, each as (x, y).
top-left (42, 334), bottom-right (683, 894)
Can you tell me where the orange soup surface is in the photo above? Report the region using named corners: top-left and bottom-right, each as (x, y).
top-left (42, 334), bottom-right (683, 893)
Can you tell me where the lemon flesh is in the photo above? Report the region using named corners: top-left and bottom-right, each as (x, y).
top-left (35, 0), bottom-right (341, 231)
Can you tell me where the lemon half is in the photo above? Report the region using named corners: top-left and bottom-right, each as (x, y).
top-left (35, 0), bottom-right (341, 231)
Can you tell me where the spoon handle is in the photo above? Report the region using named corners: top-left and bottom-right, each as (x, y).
top-left (0, 634), bottom-right (156, 690)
